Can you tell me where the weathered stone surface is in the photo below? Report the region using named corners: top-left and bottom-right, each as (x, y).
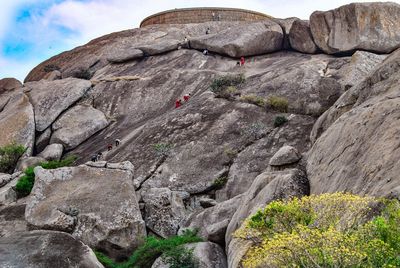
top-left (0, 78), bottom-right (22, 111)
top-left (25, 163), bottom-right (146, 258)
top-left (16, 156), bottom-right (45, 172)
top-left (137, 40), bottom-right (180, 56)
top-left (0, 203), bottom-right (28, 237)
top-left (269, 145), bottom-right (301, 166)
top-left (142, 187), bottom-right (190, 238)
top-left (199, 197), bottom-right (218, 208)
top-left (307, 48), bottom-right (400, 196)
top-left (190, 20), bottom-right (283, 57)
top-left (272, 17), bottom-right (298, 50)
top-left (36, 128), bottom-right (52, 153)
top-left (51, 105), bottom-right (109, 150)
top-left (0, 173), bottom-right (12, 188)
top-left (0, 93), bottom-right (35, 156)
top-left (289, 19), bottom-right (318, 54)
top-left (151, 242), bottom-right (227, 268)
top-left (106, 161), bottom-right (134, 173)
top-left (310, 2), bottom-right (400, 54)
top-left (311, 51), bottom-right (387, 142)
top-left (226, 169), bottom-right (309, 268)
top-left (24, 78), bottom-right (92, 131)
top-left (45, 70), bottom-right (62, 81)
top-left (85, 160), bottom-right (107, 168)
top-left (107, 48), bottom-right (144, 63)
top-left (182, 194), bottom-right (242, 245)
top-left (38, 143), bottom-right (64, 161)
top-left (0, 178), bottom-right (18, 206)
top-left (0, 231), bottom-right (104, 268)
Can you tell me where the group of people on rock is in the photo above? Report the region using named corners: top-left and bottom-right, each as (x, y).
top-left (175, 93), bottom-right (191, 108)
top-left (90, 138), bottom-right (121, 162)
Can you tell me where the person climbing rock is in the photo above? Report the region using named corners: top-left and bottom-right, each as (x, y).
top-left (183, 93), bottom-right (191, 102)
top-left (206, 27), bottom-right (210, 35)
top-left (115, 139), bottom-right (121, 147)
top-left (175, 99), bottom-right (182, 108)
top-left (107, 144), bottom-right (113, 151)
top-left (203, 49), bottom-right (209, 55)
top-left (240, 56), bottom-right (245, 66)
top-left (91, 154), bottom-right (98, 162)
top-left (97, 152), bottom-right (103, 161)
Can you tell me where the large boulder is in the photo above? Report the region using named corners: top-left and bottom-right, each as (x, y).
top-left (271, 17), bottom-right (298, 50)
top-left (38, 143), bottom-right (64, 161)
top-left (269, 145), bottom-right (301, 166)
top-left (310, 2), bottom-right (400, 54)
top-left (151, 242), bottom-right (227, 268)
top-left (190, 20), bottom-right (283, 57)
top-left (0, 93), bottom-right (35, 156)
top-left (181, 194), bottom-right (242, 245)
top-left (142, 187), bottom-right (190, 238)
top-left (50, 105), bottom-right (109, 150)
top-left (307, 48), bottom-right (400, 196)
top-left (107, 47), bottom-right (144, 63)
top-left (137, 40), bottom-right (180, 56)
top-left (0, 230), bottom-right (104, 268)
top-left (0, 78), bottom-right (22, 111)
top-left (226, 169), bottom-right (309, 268)
top-left (289, 19), bottom-right (318, 54)
top-left (16, 156), bottom-right (45, 171)
top-left (24, 78), bottom-right (92, 131)
top-left (25, 162), bottom-right (146, 258)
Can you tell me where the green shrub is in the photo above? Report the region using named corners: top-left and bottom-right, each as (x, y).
top-left (213, 176), bottom-right (228, 189)
top-left (162, 246), bottom-right (198, 268)
top-left (267, 96), bottom-right (289, 112)
top-left (210, 74), bottom-right (245, 99)
top-left (153, 143), bottom-right (172, 157)
top-left (235, 193), bottom-right (400, 268)
top-left (15, 155), bottom-right (78, 197)
top-left (0, 143), bottom-right (26, 173)
top-left (95, 229), bottom-right (202, 268)
top-left (240, 95), bottom-right (266, 107)
top-left (273, 116), bottom-right (288, 128)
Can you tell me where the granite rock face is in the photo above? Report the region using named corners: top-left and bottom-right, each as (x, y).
top-left (289, 19), bottom-right (318, 54)
top-left (24, 78), bottom-right (92, 131)
top-left (0, 231), bottom-right (104, 268)
top-left (50, 105), bottom-right (109, 150)
top-left (310, 2), bottom-right (400, 54)
top-left (25, 163), bottom-right (146, 258)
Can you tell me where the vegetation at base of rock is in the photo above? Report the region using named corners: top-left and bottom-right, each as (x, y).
top-left (213, 176), bottom-right (228, 189)
top-left (267, 95), bottom-right (289, 112)
top-left (234, 193), bottom-right (400, 268)
top-left (210, 74), bottom-right (245, 99)
top-left (15, 155), bottom-right (78, 197)
top-left (162, 246), bottom-right (199, 268)
top-left (243, 122), bottom-right (267, 140)
top-left (273, 115), bottom-right (288, 128)
top-left (240, 95), bottom-right (266, 107)
top-left (153, 143), bottom-right (173, 157)
top-left (95, 229), bottom-right (202, 268)
top-left (0, 143), bottom-right (26, 174)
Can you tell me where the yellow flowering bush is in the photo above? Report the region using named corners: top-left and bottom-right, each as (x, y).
top-left (234, 193), bottom-right (400, 268)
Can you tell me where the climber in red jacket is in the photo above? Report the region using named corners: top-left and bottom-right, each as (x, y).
top-left (240, 56), bottom-right (245, 66)
top-left (175, 99), bottom-right (182, 108)
top-left (183, 93), bottom-right (191, 102)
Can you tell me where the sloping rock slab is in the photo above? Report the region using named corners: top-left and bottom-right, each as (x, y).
top-left (310, 2), bottom-right (400, 54)
top-left (25, 163), bottom-right (145, 258)
top-left (0, 230), bottom-right (104, 268)
top-left (24, 78), bottom-right (92, 131)
top-left (51, 105), bottom-right (109, 150)
top-left (107, 48), bottom-right (144, 63)
top-left (190, 20), bottom-right (283, 57)
top-left (137, 39), bottom-right (179, 56)
top-left (0, 93), bottom-right (35, 156)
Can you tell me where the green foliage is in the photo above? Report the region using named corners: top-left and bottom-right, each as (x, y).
top-left (234, 193), bottom-right (400, 268)
top-left (240, 95), bottom-right (266, 107)
top-left (0, 143), bottom-right (26, 174)
top-left (273, 116), bottom-right (288, 128)
top-left (210, 74), bottom-right (245, 99)
top-left (15, 155), bottom-right (78, 198)
top-left (267, 95), bottom-right (289, 112)
top-left (224, 147), bottom-right (238, 159)
top-left (153, 143), bottom-right (172, 157)
top-left (213, 176), bottom-right (228, 189)
top-left (95, 229), bottom-right (202, 268)
top-left (162, 246), bottom-right (198, 268)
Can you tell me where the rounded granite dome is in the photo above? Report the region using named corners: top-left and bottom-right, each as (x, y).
top-left (140, 7), bottom-right (271, 27)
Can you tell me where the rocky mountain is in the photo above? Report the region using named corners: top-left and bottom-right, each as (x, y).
top-left (1, 2), bottom-right (400, 267)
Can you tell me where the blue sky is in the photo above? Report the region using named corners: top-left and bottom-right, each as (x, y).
top-left (0, 0), bottom-right (394, 81)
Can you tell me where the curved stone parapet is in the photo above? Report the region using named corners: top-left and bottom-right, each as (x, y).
top-left (140, 7), bottom-right (271, 27)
